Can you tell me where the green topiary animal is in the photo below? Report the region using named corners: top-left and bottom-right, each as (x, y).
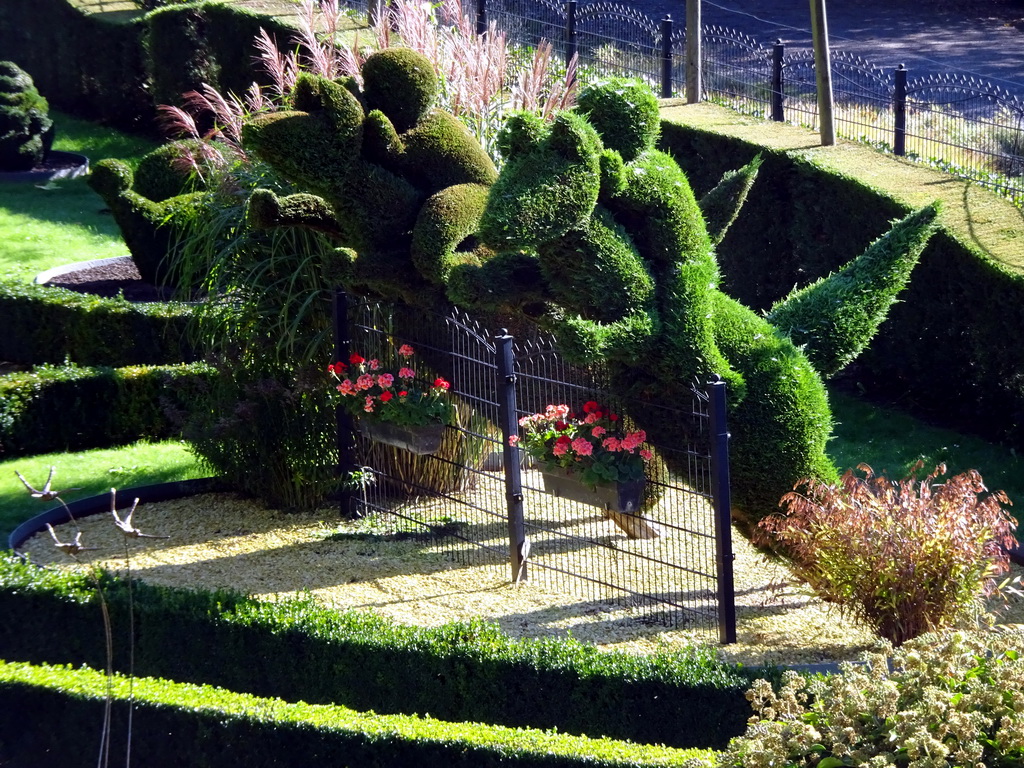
top-left (241, 48), bottom-right (498, 306)
top-left (237, 61), bottom-right (939, 532)
top-left (0, 61), bottom-right (54, 172)
top-left (87, 139), bottom-right (228, 286)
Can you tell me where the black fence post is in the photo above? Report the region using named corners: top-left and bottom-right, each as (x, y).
top-left (894, 63), bottom-right (908, 156)
top-left (332, 289), bottom-right (357, 517)
top-left (707, 376), bottom-right (736, 644)
top-left (496, 331), bottom-right (527, 583)
top-left (565, 0), bottom-right (577, 69)
top-left (660, 15), bottom-right (673, 98)
top-left (771, 39), bottom-right (785, 121)
top-left (476, 0), bottom-right (487, 36)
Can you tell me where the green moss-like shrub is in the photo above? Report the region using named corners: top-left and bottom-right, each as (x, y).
top-left (0, 361), bottom-right (212, 456)
top-left (0, 660), bottom-right (716, 767)
top-left (0, 279), bottom-right (196, 366)
top-left (0, 558), bottom-right (764, 749)
top-left (0, 60), bottom-right (53, 171)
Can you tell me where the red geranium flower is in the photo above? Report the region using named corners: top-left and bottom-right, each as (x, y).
top-left (349, 352), bottom-right (365, 365)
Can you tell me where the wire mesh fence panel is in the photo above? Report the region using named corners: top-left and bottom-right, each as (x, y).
top-left (341, 298), bottom-right (730, 641)
top-left (572, 2), bottom-right (661, 85)
top-left (345, 299), bottom-right (510, 571)
top-left (489, 0), bottom-right (569, 63)
top-left (905, 74), bottom-right (1024, 203)
top-left (511, 331), bottom-right (723, 636)
top-left (701, 25), bottom-right (773, 118)
top-left (828, 52), bottom-right (895, 148)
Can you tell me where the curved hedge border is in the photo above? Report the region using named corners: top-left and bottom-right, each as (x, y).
top-left (0, 661), bottom-right (716, 767)
top-left (0, 361), bottom-right (213, 456)
top-left (658, 101), bottom-right (1024, 450)
top-left (0, 278), bottom-right (197, 366)
top-left (0, 556), bottom-right (766, 749)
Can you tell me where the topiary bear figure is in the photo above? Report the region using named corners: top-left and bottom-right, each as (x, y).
top-left (450, 78), bottom-right (940, 530)
top-left (87, 140), bottom-right (219, 287)
top-left (241, 48), bottom-right (498, 305)
top-left (236, 56), bottom-right (939, 533)
top-left (0, 61), bottom-right (54, 172)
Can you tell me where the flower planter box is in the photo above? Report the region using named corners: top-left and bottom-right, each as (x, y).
top-left (540, 469), bottom-right (659, 539)
top-left (356, 418), bottom-right (445, 455)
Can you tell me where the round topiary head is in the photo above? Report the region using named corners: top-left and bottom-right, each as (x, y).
top-left (361, 48), bottom-right (438, 133)
top-left (0, 60), bottom-right (53, 171)
top-left (576, 79), bottom-right (660, 162)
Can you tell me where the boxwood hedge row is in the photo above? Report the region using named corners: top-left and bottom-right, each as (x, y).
top-left (658, 107), bottom-right (1024, 453)
top-left (0, 660), bottom-right (718, 767)
top-left (0, 557), bottom-right (767, 750)
top-left (0, 361), bottom-right (213, 456)
top-left (0, 279), bottom-right (196, 366)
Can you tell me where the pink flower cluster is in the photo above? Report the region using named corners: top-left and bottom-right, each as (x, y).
top-left (326, 346), bottom-right (451, 424)
top-left (514, 401), bottom-right (653, 481)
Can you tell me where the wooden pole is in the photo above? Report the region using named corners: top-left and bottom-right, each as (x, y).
top-left (809, 0), bottom-right (835, 145)
top-left (685, 0), bottom-right (701, 103)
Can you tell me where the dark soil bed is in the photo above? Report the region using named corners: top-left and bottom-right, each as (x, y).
top-left (44, 257), bottom-right (172, 302)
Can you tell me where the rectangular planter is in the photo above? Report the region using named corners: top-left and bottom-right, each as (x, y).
top-left (539, 469), bottom-right (659, 539)
top-left (356, 417), bottom-right (445, 455)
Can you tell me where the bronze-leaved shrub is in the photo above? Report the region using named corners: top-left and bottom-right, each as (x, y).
top-left (717, 631), bottom-right (1024, 768)
top-left (758, 463), bottom-right (1017, 645)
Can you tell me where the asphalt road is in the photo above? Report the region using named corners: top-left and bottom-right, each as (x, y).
top-left (630, 0), bottom-right (1024, 95)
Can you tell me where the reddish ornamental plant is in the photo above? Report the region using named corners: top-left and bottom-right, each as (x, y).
top-left (515, 401), bottom-right (652, 487)
top-left (328, 344), bottom-right (452, 427)
top-left (758, 462), bottom-right (1018, 645)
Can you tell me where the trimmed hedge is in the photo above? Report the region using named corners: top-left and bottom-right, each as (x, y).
top-left (0, 558), bottom-right (766, 749)
top-left (0, 361), bottom-right (213, 456)
top-left (0, 0), bottom-right (295, 132)
top-left (658, 103), bottom-right (1024, 451)
top-left (0, 661), bottom-right (716, 767)
top-left (0, 279), bottom-right (196, 366)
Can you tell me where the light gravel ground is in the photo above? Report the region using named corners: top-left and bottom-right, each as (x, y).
top-left (20, 491), bottom-right (1024, 667)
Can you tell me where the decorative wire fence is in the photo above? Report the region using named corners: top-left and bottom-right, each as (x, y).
top-left (336, 295), bottom-right (737, 643)
top-left (344, 0), bottom-right (1024, 204)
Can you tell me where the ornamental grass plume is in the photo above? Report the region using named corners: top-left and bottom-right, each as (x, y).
top-left (758, 462), bottom-right (1018, 646)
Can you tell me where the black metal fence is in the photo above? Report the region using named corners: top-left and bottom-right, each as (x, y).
top-left (334, 294), bottom-right (737, 643)
top-left (474, 0), bottom-right (1024, 203)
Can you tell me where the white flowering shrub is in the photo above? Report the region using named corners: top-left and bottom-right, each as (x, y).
top-left (719, 630), bottom-right (1024, 768)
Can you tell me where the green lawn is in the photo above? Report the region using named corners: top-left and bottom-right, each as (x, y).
top-left (0, 441), bottom-right (207, 543)
top-left (0, 110), bottom-right (159, 281)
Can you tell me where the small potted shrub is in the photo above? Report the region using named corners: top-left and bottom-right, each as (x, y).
top-left (0, 61), bottom-right (54, 172)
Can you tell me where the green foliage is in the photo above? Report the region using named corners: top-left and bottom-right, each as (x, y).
top-left (698, 154), bottom-right (763, 246)
top-left (659, 117), bottom-right (1024, 460)
top-left (576, 77), bottom-right (661, 163)
top-left (0, 361), bottom-right (213, 457)
top-left (87, 157), bottom-right (209, 286)
top-left (759, 463), bottom-right (1017, 645)
top-left (0, 60), bottom-right (53, 171)
top-left (361, 47), bottom-right (440, 134)
top-left (0, 558), bottom-right (764, 749)
top-left (0, 278), bottom-right (196, 366)
top-left (0, 659), bottom-right (716, 767)
top-left (0, 0), bottom-right (151, 130)
top-left (131, 138), bottom-right (214, 201)
top-left (768, 203), bottom-right (942, 377)
top-left (719, 631), bottom-right (1024, 768)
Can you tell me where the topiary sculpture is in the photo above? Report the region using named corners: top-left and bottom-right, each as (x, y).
top-left (234, 59), bottom-right (938, 532)
top-left (87, 139), bottom-right (223, 286)
top-left (241, 47), bottom-right (498, 306)
top-left (0, 61), bottom-right (54, 172)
